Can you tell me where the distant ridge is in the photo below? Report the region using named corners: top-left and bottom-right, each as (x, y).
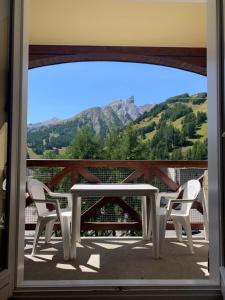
top-left (27, 96), bottom-right (154, 155)
top-left (28, 96), bottom-right (153, 129)
top-left (28, 117), bottom-right (61, 129)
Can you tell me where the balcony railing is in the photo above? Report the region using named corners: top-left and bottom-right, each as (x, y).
top-left (26, 159), bottom-right (207, 233)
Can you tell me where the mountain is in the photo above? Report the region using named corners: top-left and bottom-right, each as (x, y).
top-left (129, 92), bottom-right (208, 159)
top-left (28, 117), bottom-right (61, 129)
top-left (27, 92), bottom-right (208, 160)
top-left (108, 96), bottom-right (153, 124)
top-left (27, 96), bottom-right (154, 155)
top-left (96, 92), bottom-right (208, 160)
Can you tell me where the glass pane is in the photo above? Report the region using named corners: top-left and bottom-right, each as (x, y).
top-left (0, 0), bottom-right (11, 271)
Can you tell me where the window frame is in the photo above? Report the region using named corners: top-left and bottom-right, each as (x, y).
top-left (13, 0), bottom-right (223, 298)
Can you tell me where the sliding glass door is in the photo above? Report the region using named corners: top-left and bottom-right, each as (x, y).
top-left (0, 0), bottom-right (11, 272)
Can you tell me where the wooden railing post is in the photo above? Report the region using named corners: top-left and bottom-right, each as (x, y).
top-left (143, 167), bottom-right (154, 184)
top-left (71, 168), bottom-right (78, 186)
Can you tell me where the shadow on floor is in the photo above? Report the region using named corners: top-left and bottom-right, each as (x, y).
top-left (24, 236), bottom-right (209, 280)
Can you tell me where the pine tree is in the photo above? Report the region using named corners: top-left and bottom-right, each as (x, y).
top-left (65, 126), bottom-right (103, 159)
top-left (171, 148), bottom-right (183, 160)
top-left (103, 128), bottom-right (122, 159)
top-left (182, 113), bottom-right (197, 138)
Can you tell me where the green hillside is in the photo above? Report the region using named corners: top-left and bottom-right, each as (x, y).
top-left (28, 92), bottom-right (208, 160)
top-left (131, 92), bottom-right (207, 159)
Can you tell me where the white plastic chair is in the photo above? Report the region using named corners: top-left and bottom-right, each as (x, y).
top-left (156, 179), bottom-right (201, 254)
top-left (2, 179), bottom-right (6, 191)
top-left (27, 178), bottom-right (73, 260)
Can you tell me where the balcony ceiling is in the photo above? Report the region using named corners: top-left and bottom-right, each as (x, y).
top-left (29, 0), bottom-right (207, 48)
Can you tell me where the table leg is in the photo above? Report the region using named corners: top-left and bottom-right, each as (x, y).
top-left (151, 193), bottom-right (159, 259)
top-left (201, 190), bottom-right (209, 241)
top-left (70, 194), bottom-right (79, 260)
top-left (142, 196), bottom-right (148, 240)
top-left (146, 196), bottom-right (151, 240)
top-left (75, 196), bottom-right (81, 242)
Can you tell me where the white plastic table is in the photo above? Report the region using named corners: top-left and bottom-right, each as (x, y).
top-left (70, 183), bottom-right (159, 260)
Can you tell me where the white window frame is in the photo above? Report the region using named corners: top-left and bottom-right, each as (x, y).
top-left (0, 0), bottom-right (28, 299)
top-left (9, 0), bottom-right (28, 288)
top-left (12, 0), bottom-right (223, 298)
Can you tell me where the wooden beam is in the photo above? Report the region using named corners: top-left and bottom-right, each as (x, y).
top-left (71, 169), bottom-right (78, 186)
top-left (81, 222), bottom-right (142, 231)
top-left (25, 222), bottom-right (204, 231)
top-left (142, 168), bottom-right (154, 184)
top-left (46, 165), bottom-right (73, 189)
top-left (110, 198), bottom-right (142, 223)
top-left (81, 195), bottom-right (142, 222)
top-left (77, 167), bottom-right (101, 183)
top-left (152, 167), bottom-right (179, 191)
top-left (123, 169), bottom-right (143, 183)
top-left (192, 200), bottom-right (203, 214)
top-left (165, 223), bottom-right (203, 230)
top-left (29, 45), bottom-right (207, 75)
top-left (27, 159), bottom-right (208, 169)
top-left (81, 196), bottom-right (110, 222)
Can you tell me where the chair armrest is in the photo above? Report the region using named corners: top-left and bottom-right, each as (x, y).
top-left (48, 192), bottom-right (71, 198)
top-left (33, 198), bottom-right (61, 217)
top-left (158, 192), bottom-right (180, 199)
top-left (167, 199), bottom-right (194, 216)
top-left (47, 192), bottom-right (72, 209)
top-left (157, 192), bottom-right (180, 208)
top-left (33, 198), bottom-right (58, 204)
top-left (169, 199), bottom-right (195, 204)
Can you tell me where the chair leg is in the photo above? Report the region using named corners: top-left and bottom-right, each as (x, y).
top-left (45, 219), bottom-right (55, 243)
top-left (203, 210), bottom-right (209, 241)
top-left (32, 218), bottom-right (46, 256)
top-left (173, 219), bottom-right (182, 242)
top-left (159, 213), bottom-right (167, 256)
top-left (61, 216), bottom-right (71, 261)
top-left (183, 217), bottom-right (194, 254)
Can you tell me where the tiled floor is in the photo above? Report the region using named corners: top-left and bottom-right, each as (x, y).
top-left (24, 232), bottom-right (209, 281)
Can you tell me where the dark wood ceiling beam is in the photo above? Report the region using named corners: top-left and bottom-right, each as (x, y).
top-left (29, 45), bottom-right (206, 75)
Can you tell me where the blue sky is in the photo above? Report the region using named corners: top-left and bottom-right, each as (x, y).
top-left (28, 62), bottom-right (207, 124)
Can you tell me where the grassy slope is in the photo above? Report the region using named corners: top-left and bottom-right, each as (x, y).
top-left (27, 147), bottom-right (42, 159)
top-left (133, 96), bottom-right (208, 155)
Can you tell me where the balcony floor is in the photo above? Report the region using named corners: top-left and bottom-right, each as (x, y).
top-left (24, 232), bottom-right (209, 281)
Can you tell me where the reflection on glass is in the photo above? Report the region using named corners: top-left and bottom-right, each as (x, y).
top-left (0, 0), bottom-right (11, 271)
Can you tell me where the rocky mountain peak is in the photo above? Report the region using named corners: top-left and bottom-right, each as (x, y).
top-left (27, 96), bottom-right (154, 144)
top-left (126, 96), bottom-right (134, 104)
top-left (108, 96), bottom-right (153, 124)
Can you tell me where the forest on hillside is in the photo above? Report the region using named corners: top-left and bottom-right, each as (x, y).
top-left (27, 93), bottom-right (208, 160)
